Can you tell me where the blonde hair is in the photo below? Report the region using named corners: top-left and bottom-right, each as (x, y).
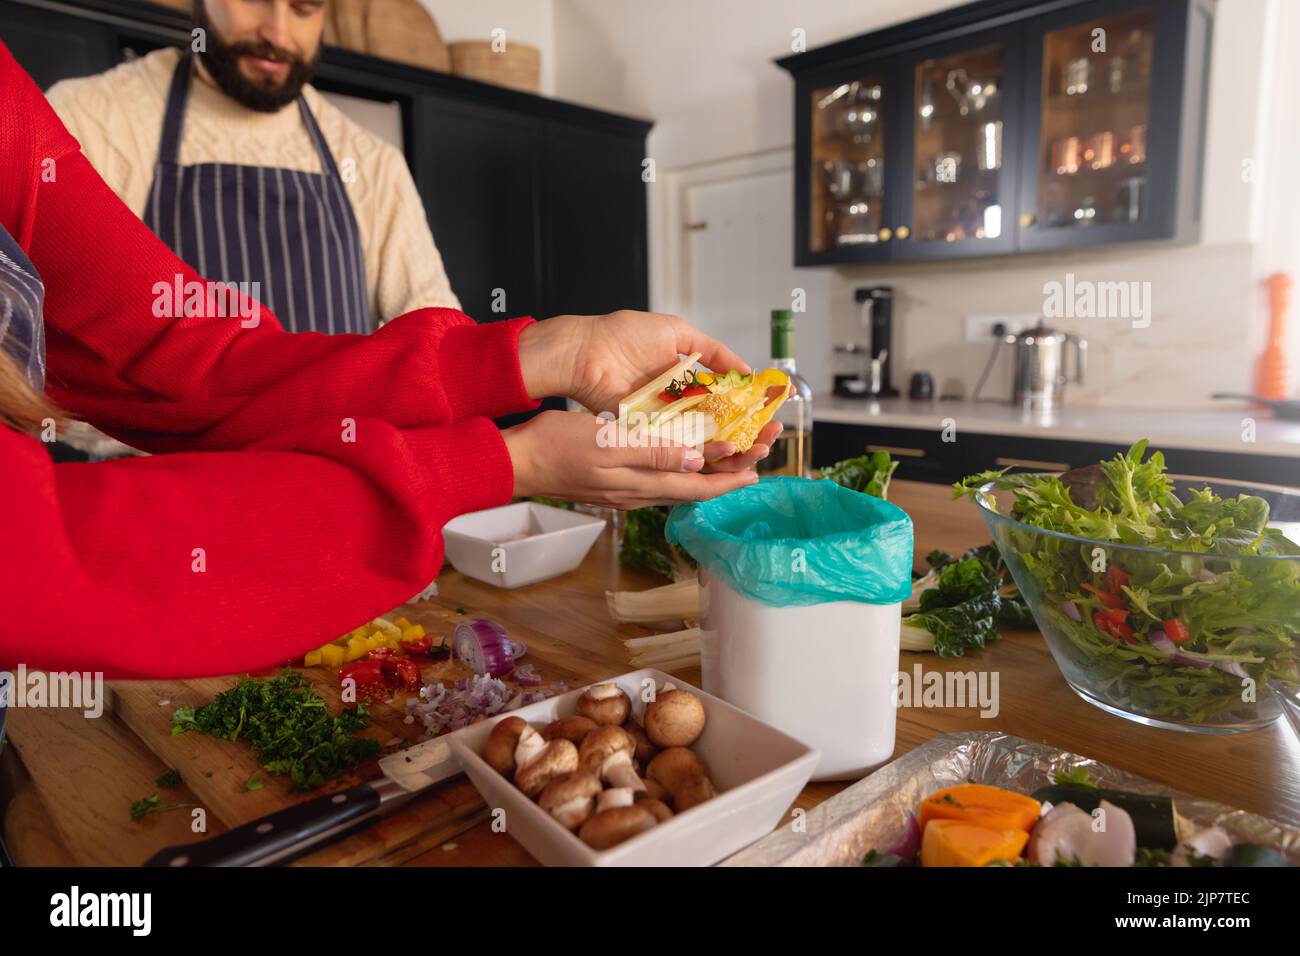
top-left (0, 351), bottom-right (61, 436)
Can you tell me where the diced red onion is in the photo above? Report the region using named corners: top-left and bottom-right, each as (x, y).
top-left (1061, 600), bottom-right (1082, 622)
top-left (1148, 629), bottom-right (1214, 669)
top-left (1198, 569), bottom-right (1218, 583)
top-left (513, 663), bottom-right (543, 686)
top-left (453, 619), bottom-right (518, 677)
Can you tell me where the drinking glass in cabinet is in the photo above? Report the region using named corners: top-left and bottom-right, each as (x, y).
top-left (810, 76), bottom-right (887, 251)
top-left (1035, 8), bottom-right (1154, 230)
top-left (911, 45), bottom-right (1005, 245)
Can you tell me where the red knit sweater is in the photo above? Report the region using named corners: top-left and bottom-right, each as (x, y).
top-left (0, 41), bottom-right (539, 679)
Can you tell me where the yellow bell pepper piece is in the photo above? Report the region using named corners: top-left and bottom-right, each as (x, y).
top-left (304, 650), bottom-right (323, 668)
top-left (401, 624), bottom-right (426, 641)
top-left (320, 644), bottom-right (345, 669)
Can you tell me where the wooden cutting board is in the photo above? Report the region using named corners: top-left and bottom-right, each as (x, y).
top-left (8, 598), bottom-right (584, 865)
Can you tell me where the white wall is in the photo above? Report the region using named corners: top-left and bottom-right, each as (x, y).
top-left (417, 0), bottom-right (556, 95)
top-left (550, 0), bottom-right (1295, 409)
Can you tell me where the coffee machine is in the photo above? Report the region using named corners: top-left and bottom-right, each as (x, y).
top-left (852, 283), bottom-right (894, 395)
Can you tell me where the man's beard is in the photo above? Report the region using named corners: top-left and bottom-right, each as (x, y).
top-left (193, 6), bottom-right (320, 112)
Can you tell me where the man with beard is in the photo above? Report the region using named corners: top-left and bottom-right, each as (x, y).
top-left (46, 0), bottom-right (459, 335)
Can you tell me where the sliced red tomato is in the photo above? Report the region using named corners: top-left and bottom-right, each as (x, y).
top-left (1162, 617), bottom-right (1190, 644)
top-left (658, 384), bottom-right (709, 403)
top-left (379, 656), bottom-right (423, 692)
top-left (1082, 583), bottom-right (1126, 609)
top-left (1105, 565), bottom-right (1130, 592)
top-left (339, 661), bottom-right (387, 700)
top-left (399, 635), bottom-right (432, 655)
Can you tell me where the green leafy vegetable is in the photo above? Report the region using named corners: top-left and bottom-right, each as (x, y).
top-left (171, 670), bottom-right (380, 792)
top-left (242, 773), bottom-right (264, 793)
top-left (1053, 766), bottom-right (1098, 788)
top-left (155, 768), bottom-right (181, 789)
top-left (130, 792), bottom-right (196, 822)
top-left (620, 506), bottom-right (696, 580)
top-left (821, 450), bottom-right (898, 500)
top-left (903, 544), bottom-right (1033, 657)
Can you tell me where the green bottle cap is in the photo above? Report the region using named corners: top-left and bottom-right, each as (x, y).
top-left (771, 309), bottom-right (795, 360)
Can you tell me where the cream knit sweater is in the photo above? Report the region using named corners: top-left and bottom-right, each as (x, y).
top-left (46, 47), bottom-right (460, 328)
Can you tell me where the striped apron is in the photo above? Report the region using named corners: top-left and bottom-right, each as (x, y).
top-left (144, 54), bottom-right (370, 334)
top-left (0, 222), bottom-right (47, 747)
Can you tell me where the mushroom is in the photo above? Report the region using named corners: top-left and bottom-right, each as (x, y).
top-left (577, 726), bottom-right (644, 793)
top-left (543, 715), bottom-right (599, 746)
top-left (640, 777), bottom-right (669, 803)
top-left (596, 787), bottom-right (636, 813)
top-left (673, 774), bottom-right (717, 813)
top-left (538, 771), bottom-right (602, 831)
top-left (578, 804), bottom-right (657, 850)
top-left (484, 716), bottom-right (527, 776)
top-left (646, 747), bottom-right (709, 798)
top-left (643, 688), bottom-right (706, 748)
top-left (514, 738), bottom-right (579, 798)
top-left (575, 683), bottom-right (631, 726)
top-left (621, 719), bottom-right (659, 764)
top-left (638, 798), bottom-right (674, 823)
top-left (513, 724), bottom-right (548, 772)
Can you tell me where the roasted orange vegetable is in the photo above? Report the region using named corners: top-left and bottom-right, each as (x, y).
top-left (918, 783), bottom-right (1041, 832)
top-left (920, 819), bottom-right (1029, 867)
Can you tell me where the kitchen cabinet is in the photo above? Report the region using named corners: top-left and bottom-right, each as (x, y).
top-left (779, 0), bottom-right (1212, 266)
top-left (813, 420), bottom-right (1299, 488)
top-left (0, 0), bottom-right (651, 347)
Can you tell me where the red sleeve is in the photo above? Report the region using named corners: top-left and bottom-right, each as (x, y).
top-left (0, 40), bottom-right (540, 451)
top-left (1, 416), bottom-right (514, 679)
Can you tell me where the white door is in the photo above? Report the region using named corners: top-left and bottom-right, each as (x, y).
top-left (683, 168), bottom-right (832, 392)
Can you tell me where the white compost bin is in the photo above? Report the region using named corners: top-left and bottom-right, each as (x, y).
top-left (699, 568), bottom-right (901, 781)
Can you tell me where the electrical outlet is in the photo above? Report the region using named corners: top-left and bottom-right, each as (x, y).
top-left (964, 313), bottom-right (1038, 344)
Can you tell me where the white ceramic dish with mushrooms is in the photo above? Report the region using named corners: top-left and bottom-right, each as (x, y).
top-left (448, 668), bottom-right (821, 866)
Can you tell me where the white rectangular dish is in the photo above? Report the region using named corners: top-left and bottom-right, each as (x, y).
top-left (441, 502), bottom-right (605, 589)
top-left (447, 668), bottom-right (821, 866)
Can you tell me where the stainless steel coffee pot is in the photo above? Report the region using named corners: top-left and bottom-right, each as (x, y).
top-left (1006, 322), bottom-right (1087, 408)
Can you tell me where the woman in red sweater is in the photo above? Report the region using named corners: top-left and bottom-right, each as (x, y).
top-left (0, 40), bottom-right (771, 681)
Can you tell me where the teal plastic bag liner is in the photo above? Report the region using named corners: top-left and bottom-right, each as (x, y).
top-left (666, 476), bottom-right (913, 607)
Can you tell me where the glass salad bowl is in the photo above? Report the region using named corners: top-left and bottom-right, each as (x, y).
top-left (973, 475), bottom-right (1300, 734)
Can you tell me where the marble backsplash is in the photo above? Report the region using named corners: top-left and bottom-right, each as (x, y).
top-left (829, 241), bottom-right (1260, 411)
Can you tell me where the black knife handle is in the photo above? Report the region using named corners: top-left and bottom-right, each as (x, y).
top-left (143, 783), bottom-right (382, 867)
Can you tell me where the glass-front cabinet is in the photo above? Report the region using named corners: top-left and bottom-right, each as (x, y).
top-left (802, 66), bottom-right (895, 260)
top-left (783, 0), bottom-right (1212, 266)
top-left (898, 28), bottom-right (1021, 258)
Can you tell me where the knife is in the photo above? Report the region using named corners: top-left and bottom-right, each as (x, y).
top-left (142, 737), bottom-right (464, 867)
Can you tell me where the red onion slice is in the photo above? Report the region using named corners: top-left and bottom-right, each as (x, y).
top-left (453, 619), bottom-right (518, 677)
top-left (888, 812), bottom-right (922, 861)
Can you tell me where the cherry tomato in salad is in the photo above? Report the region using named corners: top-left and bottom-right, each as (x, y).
top-left (1105, 565), bottom-right (1130, 592)
top-left (1162, 617), bottom-right (1191, 644)
top-left (1082, 583), bottom-right (1126, 609)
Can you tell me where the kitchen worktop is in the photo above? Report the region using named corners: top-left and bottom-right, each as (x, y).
top-left (815, 395), bottom-right (1300, 458)
top-left (3, 482), bottom-right (1296, 866)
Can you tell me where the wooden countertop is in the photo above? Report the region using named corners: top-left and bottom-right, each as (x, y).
top-left (3, 480), bottom-right (1296, 866)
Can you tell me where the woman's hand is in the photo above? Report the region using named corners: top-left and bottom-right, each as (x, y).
top-left (502, 410), bottom-right (758, 510)
top-left (517, 311), bottom-right (750, 415)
